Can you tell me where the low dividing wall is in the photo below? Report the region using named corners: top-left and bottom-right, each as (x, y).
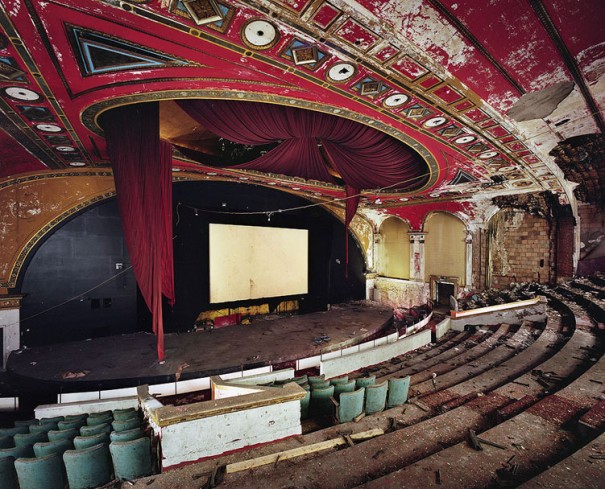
top-left (139, 374), bottom-right (306, 470)
top-left (321, 328), bottom-right (432, 379)
top-left (35, 395), bottom-right (139, 419)
top-left (450, 297), bottom-right (547, 331)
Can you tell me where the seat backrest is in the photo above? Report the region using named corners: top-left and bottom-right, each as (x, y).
top-left (110, 437), bottom-right (153, 481)
top-left (112, 408), bottom-right (137, 421)
top-left (14, 452), bottom-right (65, 489)
top-left (28, 423), bottom-right (55, 435)
top-left (110, 428), bottom-right (144, 443)
top-left (73, 432), bottom-right (110, 450)
top-left (86, 414), bottom-right (113, 426)
top-left (0, 455), bottom-right (19, 489)
top-left (337, 387), bottom-right (365, 423)
top-left (355, 375), bottom-right (376, 388)
top-left (308, 374), bottom-right (326, 385)
top-left (329, 376), bottom-right (349, 385)
top-left (13, 419), bottom-right (37, 427)
top-left (365, 380), bottom-right (388, 415)
top-left (0, 444), bottom-right (35, 460)
top-left (13, 432), bottom-right (47, 447)
top-left (310, 385), bottom-right (335, 415)
top-left (47, 428), bottom-right (78, 442)
top-left (39, 417), bottom-right (63, 425)
top-left (0, 426), bottom-right (28, 437)
top-left (111, 417), bottom-right (141, 432)
top-left (58, 419), bottom-right (86, 431)
top-left (387, 376), bottom-right (411, 408)
top-left (309, 380), bottom-right (331, 390)
top-left (63, 443), bottom-right (112, 489)
top-left (299, 390), bottom-right (311, 420)
top-left (64, 414), bottom-right (88, 423)
top-left (333, 380), bottom-right (356, 399)
top-left (33, 439), bottom-right (73, 458)
top-left (80, 423), bottom-right (112, 437)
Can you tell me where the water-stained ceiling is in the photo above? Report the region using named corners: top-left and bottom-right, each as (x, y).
top-left (0, 0), bottom-right (603, 217)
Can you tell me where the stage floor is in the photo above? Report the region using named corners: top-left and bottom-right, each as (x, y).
top-left (8, 302), bottom-right (393, 391)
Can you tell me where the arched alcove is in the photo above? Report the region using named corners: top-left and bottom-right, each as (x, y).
top-left (377, 217), bottom-right (410, 279)
top-left (424, 213), bottom-right (467, 303)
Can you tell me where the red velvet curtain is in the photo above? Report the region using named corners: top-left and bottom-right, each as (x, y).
top-left (178, 99), bottom-right (427, 268)
top-left (103, 102), bottom-right (175, 362)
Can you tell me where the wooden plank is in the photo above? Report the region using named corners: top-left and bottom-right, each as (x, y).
top-left (225, 428), bottom-right (383, 474)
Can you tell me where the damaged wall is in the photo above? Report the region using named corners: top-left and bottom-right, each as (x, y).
top-left (488, 209), bottom-right (552, 289)
top-left (577, 202), bottom-right (605, 275)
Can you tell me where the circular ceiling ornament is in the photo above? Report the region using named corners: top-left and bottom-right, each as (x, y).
top-left (478, 150), bottom-right (499, 159)
top-left (383, 93), bottom-right (409, 108)
top-left (55, 146), bottom-right (75, 152)
top-left (241, 19), bottom-right (279, 50)
top-left (454, 135), bottom-right (476, 144)
top-left (4, 87), bottom-right (42, 101)
top-left (326, 62), bottom-right (357, 83)
top-left (69, 161), bottom-right (86, 167)
top-left (423, 116), bottom-right (447, 128)
top-left (35, 123), bottom-right (63, 133)
top-left (512, 180), bottom-right (533, 188)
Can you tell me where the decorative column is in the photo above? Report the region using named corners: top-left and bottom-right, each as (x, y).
top-left (0, 295), bottom-right (22, 370)
top-left (465, 232), bottom-right (473, 288)
top-left (365, 272), bottom-right (378, 301)
top-left (409, 232), bottom-right (425, 282)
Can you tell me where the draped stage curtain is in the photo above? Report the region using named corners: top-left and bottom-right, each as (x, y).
top-left (177, 99), bottom-right (426, 271)
top-left (103, 102), bottom-right (175, 362)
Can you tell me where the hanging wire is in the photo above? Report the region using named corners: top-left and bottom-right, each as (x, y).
top-left (177, 171), bottom-right (432, 217)
top-left (6, 265), bottom-right (134, 330)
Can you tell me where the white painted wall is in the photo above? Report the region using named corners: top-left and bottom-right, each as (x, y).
top-left (160, 400), bottom-right (302, 468)
top-left (35, 395), bottom-right (138, 419)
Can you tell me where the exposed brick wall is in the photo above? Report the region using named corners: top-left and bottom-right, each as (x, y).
top-left (471, 228), bottom-right (488, 290)
top-left (488, 209), bottom-right (552, 289)
top-left (555, 213), bottom-right (575, 282)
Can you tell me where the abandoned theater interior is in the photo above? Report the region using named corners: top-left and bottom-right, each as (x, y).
top-left (0, 0), bottom-right (604, 488)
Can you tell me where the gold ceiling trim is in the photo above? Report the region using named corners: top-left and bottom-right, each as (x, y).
top-left (81, 89), bottom-right (438, 193)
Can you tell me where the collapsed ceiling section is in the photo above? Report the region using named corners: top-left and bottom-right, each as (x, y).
top-left (0, 0), bottom-right (603, 214)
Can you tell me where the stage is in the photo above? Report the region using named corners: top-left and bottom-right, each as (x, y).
top-left (7, 302), bottom-right (393, 393)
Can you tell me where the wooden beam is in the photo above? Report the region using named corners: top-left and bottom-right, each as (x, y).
top-left (225, 428), bottom-right (384, 474)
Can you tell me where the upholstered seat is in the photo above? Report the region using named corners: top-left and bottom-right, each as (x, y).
top-left (33, 439), bottom-right (73, 458)
top-left (365, 380), bottom-right (388, 415)
top-left (110, 428), bottom-right (145, 443)
top-left (387, 376), bottom-right (411, 408)
top-left (73, 432), bottom-right (110, 450)
top-left (333, 379), bottom-right (356, 400)
top-left (334, 387), bottom-right (365, 423)
top-left (80, 423), bottom-right (112, 437)
top-left (110, 437), bottom-right (153, 480)
top-left (355, 375), bottom-right (376, 389)
top-left (63, 443), bottom-right (112, 489)
top-left (13, 432), bottom-right (47, 448)
top-left (111, 417), bottom-right (141, 432)
top-left (310, 385), bottom-right (335, 416)
top-left (14, 452), bottom-right (65, 489)
top-left (47, 428), bottom-right (79, 442)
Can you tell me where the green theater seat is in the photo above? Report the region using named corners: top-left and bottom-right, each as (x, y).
top-left (63, 443), bottom-right (112, 489)
top-left (365, 380), bottom-right (388, 415)
top-left (387, 376), bottom-right (411, 408)
top-left (14, 452), bottom-right (65, 489)
top-left (33, 439), bottom-right (73, 458)
top-left (110, 437), bottom-right (153, 480)
top-left (110, 428), bottom-right (145, 443)
top-left (0, 455), bottom-right (19, 489)
top-left (334, 387), bottom-right (365, 423)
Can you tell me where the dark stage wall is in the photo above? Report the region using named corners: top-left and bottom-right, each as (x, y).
top-left (19, 181), bottom-right (365, 346)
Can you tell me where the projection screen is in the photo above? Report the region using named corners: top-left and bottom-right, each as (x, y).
top-left (209, 224), bottom-right (308, 303)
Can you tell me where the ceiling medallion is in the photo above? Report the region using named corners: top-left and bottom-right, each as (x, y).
top-left (55, 146), bottom-right (76, 152)
top-left (35, 123), bottom-right (63, 133)
top-left (423, 116), bottom-right (447, 128)
top-left (69, 161), bottom-right (86, 167)
top-left (383, 93), bottom-right (409, 108)
top-left (292, 45), bottom-right (318, 66)
top-left (326, 62), bottom-right (356, 83)
top-left (241, 19), bottom-right (279, 50)
top-left (478, 150), bottom-right (499, 159)
top-left (3, 87), bottom-right (41, 101)
top-left (454, 135), bottom-right (476, 144)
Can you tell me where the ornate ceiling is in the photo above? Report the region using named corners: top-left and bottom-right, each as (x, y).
top-left (0, 0), bottom-right (603, 219)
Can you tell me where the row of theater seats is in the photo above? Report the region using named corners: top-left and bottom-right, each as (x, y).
top-left (289, 374), bottom-right (411, 422)
top-left (0, 407), bottom-right (152, 489)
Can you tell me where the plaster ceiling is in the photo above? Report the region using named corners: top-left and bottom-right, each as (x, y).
top-left (0, 0), bottom-right (603, 219)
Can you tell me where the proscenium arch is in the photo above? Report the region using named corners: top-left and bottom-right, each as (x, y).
top-left (82, 91), bottom-right (439, 195)
top-left (423, 211), bottom-right (468, 286)
top-left (377, 216), bottom-right (411, 279)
